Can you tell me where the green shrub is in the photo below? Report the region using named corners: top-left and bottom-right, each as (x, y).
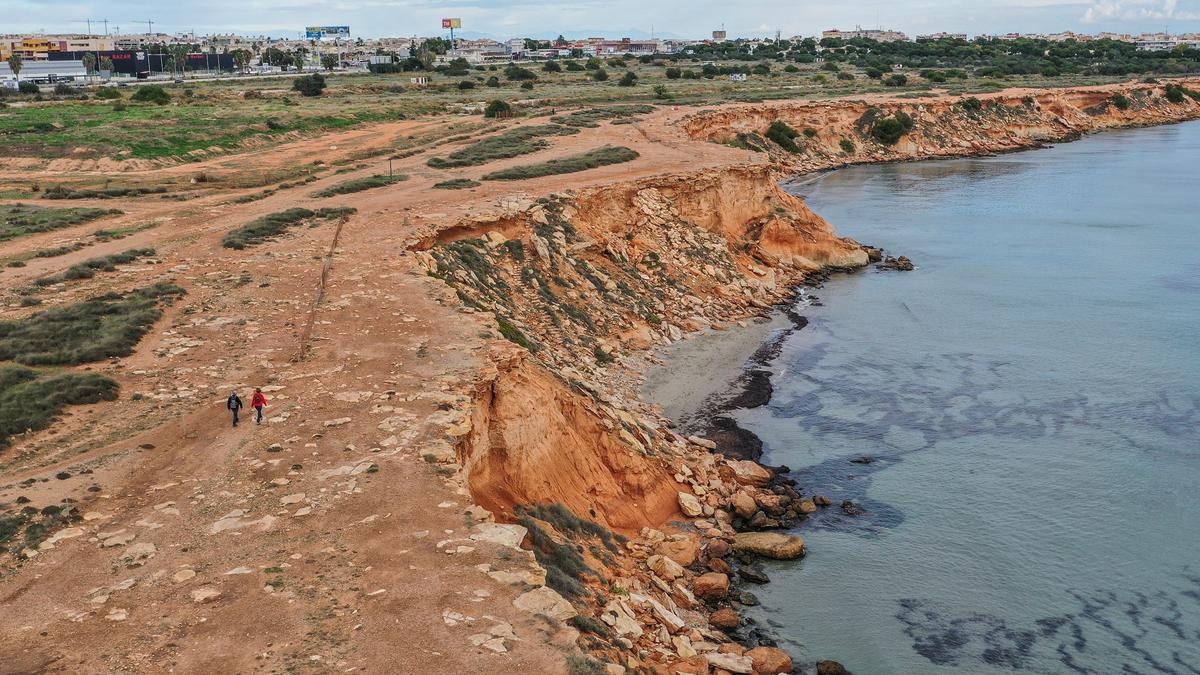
top-left (592, 68), bottom-right (609, 82)
top-left (292, 73), bottom-right (326, 97)
top-left (427, 125), bottom-right (578, 168)
top-left (0, 283), bottom-right (185, 366)
top-left (457, 80), bottom-right (476, 90)
top-left (131, 85), bottom-right (170, 105)
top-left (543, 60), bottom-right (562, 73)
top-left (665, 67), bottom-right (681, 79)
top-left (837, 71), bottom-right (854, 81)
top-left (18, 82), bottom-right (39, 95)
top-left (42, 185), bottom-right (167, 200)
top-left (222, 207), bottom-right (355, 249)
top-left (871, 117), bottom-right (908, 145)
top-left (496, 317), bottom-right (536, 351)
top-left (960, 96), bottom-right (984, 111)
top-left (94, 87), bottom-right (121, 100)
top-left (1111, 93), bottom-right (1131, 110)
top-left (884, 74), bottom-right (908, 87)
top-left (483, 99), bottom-right (511, 118)
top-left (482, 146), bottom-right (639, 181)
top-left (0, 365), bottom-right (119, 448)
top-left (839, 138), bottom-right (856, 154)
top-left (504, 65), bottom-right (537, 81)
top-left (617, 72), bottom-right (638, 87)
top-left (485, 76), bottom-right (500, 87)
top-left (311, 174), bottom-right (407, 198)
top-left (520, 81), bottom-right (534, 90)
top-left (803, 127), bottom-right (818, 138)
top-left (765, 120), bottom-right (801, 152)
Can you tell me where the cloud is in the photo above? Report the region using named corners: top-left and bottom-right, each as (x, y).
top-left (1082, 0), bottom-right (1200, 22)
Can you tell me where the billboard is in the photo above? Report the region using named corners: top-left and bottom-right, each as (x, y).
top-left (441, 18), bottom-right (462, 29)
top-left (306, 26), bottom-right (350, 39)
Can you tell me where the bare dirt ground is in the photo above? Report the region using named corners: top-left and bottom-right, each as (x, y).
top-left (0, 100), bottom-right (751, 674)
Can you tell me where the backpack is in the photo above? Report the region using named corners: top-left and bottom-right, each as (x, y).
top-left (228, 394), bottom-right (242, 409)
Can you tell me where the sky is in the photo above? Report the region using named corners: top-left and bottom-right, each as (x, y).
top-left (4, 0), bottom-right (1200, 39)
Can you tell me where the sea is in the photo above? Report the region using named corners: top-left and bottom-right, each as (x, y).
top-left (729, 121), bottom-right (1200, 674)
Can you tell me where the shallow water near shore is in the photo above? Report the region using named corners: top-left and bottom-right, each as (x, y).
top-left (736, 122), bottom-right (1200, 673)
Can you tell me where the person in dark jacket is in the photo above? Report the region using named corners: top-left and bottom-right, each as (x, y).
top-left (251, 388), bottom-right (267, 425)
top-left (227, 391), bottom-right (243, 427)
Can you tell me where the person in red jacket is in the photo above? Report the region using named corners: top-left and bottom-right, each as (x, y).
top-left (251, 388), bottom-right (267, 425)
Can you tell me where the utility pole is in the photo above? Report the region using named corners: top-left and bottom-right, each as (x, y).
top-left (86, 18), bottom-right (93, 35)
top-left (146, 19), bottom-right (154, 36)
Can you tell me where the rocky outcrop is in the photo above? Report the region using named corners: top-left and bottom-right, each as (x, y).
top-left (683, 81), bottom-right (1200, 173)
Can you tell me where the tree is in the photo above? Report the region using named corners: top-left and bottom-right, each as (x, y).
top-left (232, 49), bottom-right (252, 73)
top-left (321, 54), bottom-right (338, 71)
top-left (293, 53), bottom-right (306, 71)
top-left (292, 73), bottom-right (326, 97)
top-left (484, 100), bottom-right (511, 118)
top-left (100, 57), bottom-right (113, 73)
top-left (7, 54), bottom-right (22, 79)
top-left (83, 53), bottom-right (96, 81)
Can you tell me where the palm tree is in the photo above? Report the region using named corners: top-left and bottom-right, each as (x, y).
top-left (83, 53), bottom-right (97, 82)
top-left (6, 54), bottom-right (22, 79)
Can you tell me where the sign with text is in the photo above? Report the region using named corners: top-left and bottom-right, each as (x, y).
top-left (305, 26), bottom-right (350, 38)
top-left (441, 18), bottom-right (462, 29)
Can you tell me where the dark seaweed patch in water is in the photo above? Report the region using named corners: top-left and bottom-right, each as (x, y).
top-left (725, 370), bottom-right (774, 409)
top-left (703, 416), bottom-right (764, 461)
top-left (896, 572), bottom-right (1200, 674)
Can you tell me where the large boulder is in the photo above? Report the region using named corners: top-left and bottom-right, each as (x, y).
top-left (710, 606), bottom-right (740, 629)
top-left (732, 532), bottom-right (806, 559)
top-left (747, 646), bottom-right (794, 674)
top-left (693, 572), bottom-right (730, 599)
top-left (817, 660), bottom-right (853, 675)
top-left (732, 490), bottom-right (758, 518)
top-left (727, 460), bottom-right (772, 487)
top-left (658, 537), bottom-right (698, 567)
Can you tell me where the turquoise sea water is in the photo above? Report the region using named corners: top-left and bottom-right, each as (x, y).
top-left (735, 122), bottom-right (1200, 674)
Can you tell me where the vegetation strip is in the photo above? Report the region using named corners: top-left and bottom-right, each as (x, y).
top-left (482, 146), bottom-right (639, 181)
top-left (548, 104), bottom-right (656, 128)
top-left (311, 173), bottom-right (408, 197)
top-left (222, 207), bottom-right (356, 249)
top-left (1, 205), bottom-right (122, 242)
top-left (0, 283), bottom-right (185, 366)
top-left (0, 365), bottom-right (119, 449)
top-left (431, 178), bottom-right (481, 190)
top-left (30, 248), bottom-right (156, 289)
top-left (426, 125), bottom-right (579, 169)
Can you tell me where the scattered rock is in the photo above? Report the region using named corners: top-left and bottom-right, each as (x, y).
top-left (817, 660), bottom-right (853, 675)
top-left (693, 572), bottom-right (730, 600)
top-left (513, 587), bottom-right (575, 621)
top-left (705, 652), bottom-right (753, 674)
top-left (710, 607), bottom-right (740, 628)
top-left (747, 646), bottom-right (794, 674)
top-left (172, 569), bottom-right (197, 583)
top-left (677, 492), bottom-right (704, 518)
top-left (190, 587), bottom-right (221, 604)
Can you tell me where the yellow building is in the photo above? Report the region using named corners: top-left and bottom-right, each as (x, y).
top-left (1, 36), bottom-right (116, 60)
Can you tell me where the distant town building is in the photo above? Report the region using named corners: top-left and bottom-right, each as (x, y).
top-left (822, 27), bottom-right (908, 42)
top-left (712, 30), bottom-right (727, 41)
top-left (1, 35), bottom-right (115, 60)
top-left (0, 59), bottom-right (87, 82)
top-left (916, 32), bottom-right (967, 41)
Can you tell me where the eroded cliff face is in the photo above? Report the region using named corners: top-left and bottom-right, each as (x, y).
top-left (415, 165), bottom-right (865, 532)
top-left (683, 82), bottom-right (1200, 172)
